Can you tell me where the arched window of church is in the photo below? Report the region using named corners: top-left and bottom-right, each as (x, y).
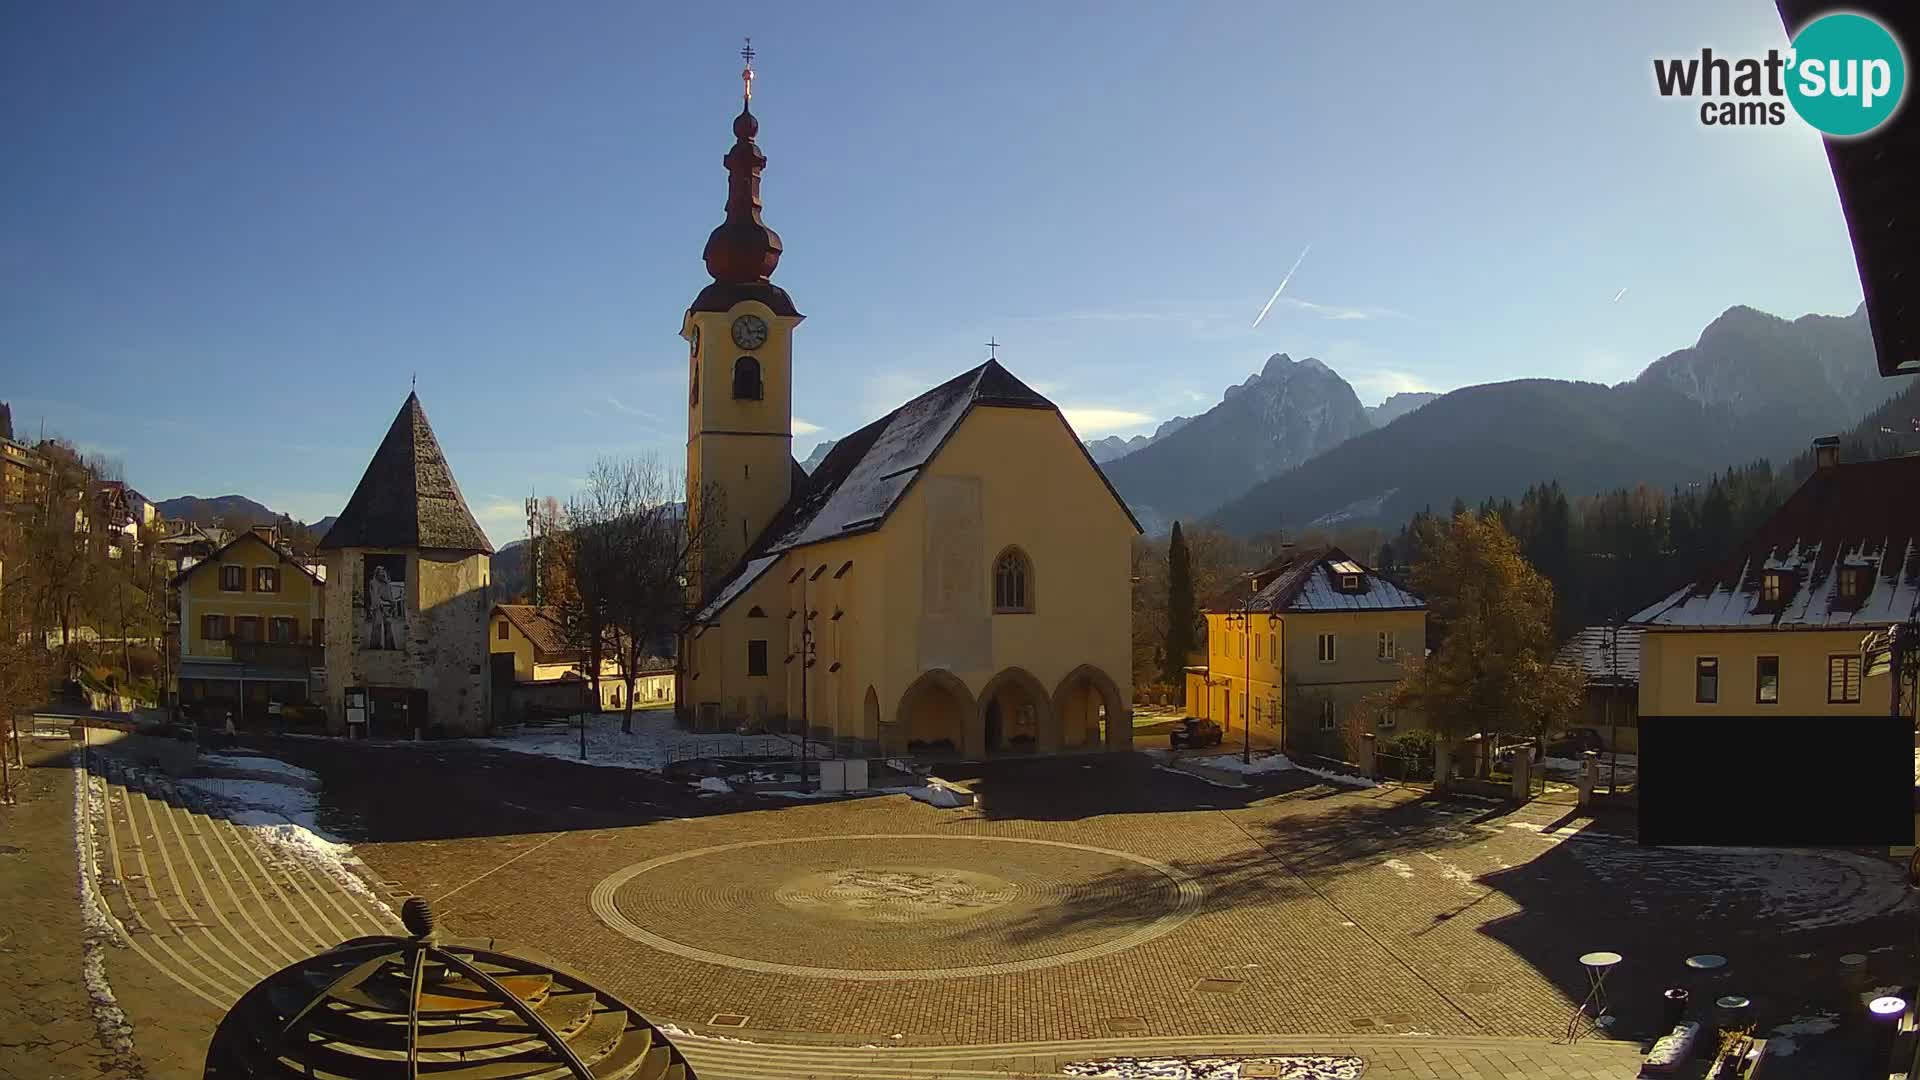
top-left (993, 547), bottom-right (1033, 613)
top-left (732, 356), bottom-right (763, 400)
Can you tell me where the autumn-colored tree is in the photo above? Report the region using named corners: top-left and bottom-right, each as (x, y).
top-left (1380, 511), bottom-right (1583, 779)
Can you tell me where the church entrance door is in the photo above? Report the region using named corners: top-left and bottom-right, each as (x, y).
top-left (984, 700), bottom-right (1002, 753)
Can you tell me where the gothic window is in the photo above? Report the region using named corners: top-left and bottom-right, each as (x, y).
top-left (732, 356), bottom-right (763, 400)
top-left (993, 547), bottom-right (1033, 613)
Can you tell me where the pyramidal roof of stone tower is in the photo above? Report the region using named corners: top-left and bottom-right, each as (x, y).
top-left (318, 393), bottom-right (494, 554)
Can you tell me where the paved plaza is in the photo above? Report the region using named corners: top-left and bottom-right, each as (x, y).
top-left (9, 733), bottom-right (1914, 1078)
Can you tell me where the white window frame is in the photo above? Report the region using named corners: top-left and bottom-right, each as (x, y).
top-left (1377, 631), bottom-right (1396, 661)
top-left (1317, 632), bottom-right (1336, 664)
top-left (1319, 699), bottom-right (1336, 730)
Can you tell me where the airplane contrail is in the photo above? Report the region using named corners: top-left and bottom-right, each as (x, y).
top-left (1251, 244), bottom-right (1312, 329)
top-left (1612, 287), bottom-right (1628, 303)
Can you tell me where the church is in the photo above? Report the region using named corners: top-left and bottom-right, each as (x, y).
top-left (681, 53), bottom-right (1140, 758)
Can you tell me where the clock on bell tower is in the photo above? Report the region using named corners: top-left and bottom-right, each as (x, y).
top-left (683, 44), bottom-right (804, 601)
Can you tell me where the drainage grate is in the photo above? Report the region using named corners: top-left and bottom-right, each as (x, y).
top-left (708, 1014), bottom-right (749, 1028)
top-left (1194, 978), bottom-right (1245, 994)
top-left (1103, 1016), bottom-right (1148, 1033)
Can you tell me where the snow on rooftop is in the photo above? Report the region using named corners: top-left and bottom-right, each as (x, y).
top-left (695, 554), bottom-right (780, 624)
top-left (1635, 537), bottom-right (1920, 629)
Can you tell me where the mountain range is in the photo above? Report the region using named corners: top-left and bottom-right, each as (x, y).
top-left (1208, 304), bottom-right (1904, 535)
top-left (1098, 353), bottom-right (1377, 531)
top-left (153, 494), bottom-right (335, 539)
top-left (1084, 416), bottom-right (1194, 464)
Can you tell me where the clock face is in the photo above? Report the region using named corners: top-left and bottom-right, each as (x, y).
top-left (731, 314), bottom-right (769, 350)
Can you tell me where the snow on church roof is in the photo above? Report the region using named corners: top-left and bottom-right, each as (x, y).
top-left (1631, 455), bottom-right (1920, 630)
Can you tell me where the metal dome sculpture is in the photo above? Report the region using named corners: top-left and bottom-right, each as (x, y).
top-left (205, 897), bottom-right (697, 1080)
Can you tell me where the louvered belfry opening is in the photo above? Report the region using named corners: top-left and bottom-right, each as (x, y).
top-left (205, 898), bottom-right (695, 1080)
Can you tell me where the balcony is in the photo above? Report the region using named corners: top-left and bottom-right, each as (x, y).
top-left (232, 641), bottom-right (325, 670)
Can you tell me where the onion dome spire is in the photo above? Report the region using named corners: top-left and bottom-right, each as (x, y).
top-left (703, 37), bottom-right (783, 285)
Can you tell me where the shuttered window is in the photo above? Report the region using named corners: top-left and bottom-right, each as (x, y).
top-left (1828, 655), bottom-right (1862, 704)
top-left (268, 617), bottom-right (297, 644)
top-left (202, 614), bottom-right (229, 641)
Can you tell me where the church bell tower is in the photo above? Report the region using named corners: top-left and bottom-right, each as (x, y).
top-left (683, 40), bottom-right (804, 600)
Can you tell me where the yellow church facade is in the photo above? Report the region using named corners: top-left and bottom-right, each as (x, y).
top-left (678, 65), bottom-right (1138, 757)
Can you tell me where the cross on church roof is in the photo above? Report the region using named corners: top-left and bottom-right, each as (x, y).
top-left (741, 37), bottom-right (755, 102)
top-left (985, 337), bottom-right (1001, 360)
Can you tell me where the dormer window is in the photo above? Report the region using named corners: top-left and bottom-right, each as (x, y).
top-left (1761, 572), bottom-right (1784, 607)
top-left (1340, 574), bottom-right (1361, 592)
top-left (1837, 565), bottom-right (1873, 605)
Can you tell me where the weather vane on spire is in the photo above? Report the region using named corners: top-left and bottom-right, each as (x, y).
top-left (741, 37), bottom-right (755, 104)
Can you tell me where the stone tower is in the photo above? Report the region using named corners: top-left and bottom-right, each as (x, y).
top-left (682, 46), bottom-right (805, 601)
top-left (317, 393), bottom-right (494, 736)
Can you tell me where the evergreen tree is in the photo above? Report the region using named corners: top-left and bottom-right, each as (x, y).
top-left (1163, 522), bottom-right (1196, 689)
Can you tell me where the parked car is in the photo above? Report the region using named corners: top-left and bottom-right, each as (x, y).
top-left (1545, 727), bottom-right (1606, 758)
top-left (1169, 717), bottom-right (1223, 750)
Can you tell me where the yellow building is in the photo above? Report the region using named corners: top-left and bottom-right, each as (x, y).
top-left (490, 604), bottom-right (673, 713)
top-left (680, 72), bottom-right (1139, 757)
top-left (1630, 444), bottom-right (1918, 722)
top-left (1187, 547), bottom-right (1426, 754)
top-left (173, 525), bottom-right (327, 725)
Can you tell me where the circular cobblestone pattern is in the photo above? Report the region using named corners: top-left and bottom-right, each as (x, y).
top-left (591, 834), bottom-right (1205, 980)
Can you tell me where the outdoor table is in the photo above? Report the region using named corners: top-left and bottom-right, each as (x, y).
top-left (1567, 950), bottom-right (1622, 1042)
top-left (1686, 954), bottom-right (1727, 971)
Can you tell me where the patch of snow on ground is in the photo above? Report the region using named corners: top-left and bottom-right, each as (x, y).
top-left (889, 785), bottom-right (969, 808)
top-left (694, 776), bottom-right (733, 796)
top-left (198, 752), bottom-right (320, 785)
top-left (1767, 1011), bottom-right (1841, 1057)
top-left (1420, 851), bottom-right (1478, 888)
top-left (163, 762), bottom-right (393, 919)
top-left (467, 710), bottom-right (829, 772)
top-left (1566, 844), bottom-right (1913, 931)
top-left (1382, 859), bottom-right (1415, 879)
top-left (656, 1023), bottom-right (758, 1045)
top-left (73, 769), bottom-right (143, 1076)
top-left (1061, 1054), bottom-right (1365, 1079)
top-left (1189, 752), bottom-right (1380, 789)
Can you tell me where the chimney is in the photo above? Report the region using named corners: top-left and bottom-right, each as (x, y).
top-left (249, 524), bottom-right (279, 547)
top-left (1813, 436), bottom-right (1840, 470)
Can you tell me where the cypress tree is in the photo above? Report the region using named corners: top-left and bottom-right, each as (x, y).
top-left (1164, 522), bottom-right (1196, 690)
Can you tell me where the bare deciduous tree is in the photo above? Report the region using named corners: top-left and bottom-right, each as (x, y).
top-left (551, 457), bottom-right (728, 734)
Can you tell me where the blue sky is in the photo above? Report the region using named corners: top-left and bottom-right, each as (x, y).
top-left (0, 2), bottom-right (1871, 547)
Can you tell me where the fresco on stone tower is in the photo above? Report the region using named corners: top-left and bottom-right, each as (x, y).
top-left (363, 554), bottom-right (408, 650)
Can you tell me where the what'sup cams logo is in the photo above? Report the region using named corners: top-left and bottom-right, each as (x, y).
top-left (1654, 11), bottom-right (1907, 136)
